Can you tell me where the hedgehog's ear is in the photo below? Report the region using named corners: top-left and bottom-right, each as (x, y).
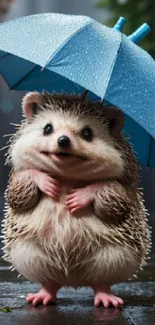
top-left (103, 106), bottom-right (124, 137)
top-left (22, 92), bottom-right (43, 120)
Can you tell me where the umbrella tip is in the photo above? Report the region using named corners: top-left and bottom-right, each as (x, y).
top-left (128, 23), bottom-right (151, 44)
top-left (113, 17), bottom-right (126, 32)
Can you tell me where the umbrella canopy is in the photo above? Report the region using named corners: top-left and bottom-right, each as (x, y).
top-left (0, 13), bottom-right (155, 167)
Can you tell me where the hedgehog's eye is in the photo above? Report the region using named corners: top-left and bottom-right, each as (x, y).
top-left (81, 127), bottom-right (93, 142)
top-left (43, 123), bottom-right (53, 136)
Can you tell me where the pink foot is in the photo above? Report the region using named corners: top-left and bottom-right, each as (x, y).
top-left (93, 286), bottom-right (124, 308)
top-left (28, 169), bottom-right (60, 200)
top-left (66, 183), bottom-right (101, 214)
top-left (26, 283), bottom-right (60, 306)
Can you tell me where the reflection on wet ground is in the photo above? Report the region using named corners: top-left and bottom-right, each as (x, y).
top-left (0, 260), bottom-right (155, 325)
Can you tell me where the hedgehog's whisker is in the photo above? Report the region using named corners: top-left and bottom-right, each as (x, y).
top-left (9, 123), bottom-right (20, 127)
top-left (0, 145), bottom-right (10, 151)
top-left (3, 134), bottom-right (14, 138)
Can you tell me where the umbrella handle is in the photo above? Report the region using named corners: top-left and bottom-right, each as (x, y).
top-left (128, 23), bottom-right (151, 44)
top-left (113, 18), bottom-right (151, 44)
top-left (113, 17), bottom-right (126, 32)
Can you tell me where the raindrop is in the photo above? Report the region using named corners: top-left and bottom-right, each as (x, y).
top-left (0, 100), bottom-right (14, 114)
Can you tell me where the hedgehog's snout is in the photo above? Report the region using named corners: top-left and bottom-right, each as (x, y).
top-left (58, 135), bottom-right (70, 148)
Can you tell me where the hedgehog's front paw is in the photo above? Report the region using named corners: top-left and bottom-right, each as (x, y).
top-left (28, 169), bottom-right (60, 200)
top-left (66, 186), bottom-right (95, 214)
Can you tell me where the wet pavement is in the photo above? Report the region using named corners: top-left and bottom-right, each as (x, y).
top-left (0, 260), bottom-right (155, 325)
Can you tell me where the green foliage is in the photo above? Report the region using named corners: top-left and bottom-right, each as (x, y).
top-left (1, 306), bottom-right (12, 313)
top-left (97, 0), bottom-right (155, 57)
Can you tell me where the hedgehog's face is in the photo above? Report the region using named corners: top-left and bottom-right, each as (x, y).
top-left (11, 92), bottom-right (125, 181)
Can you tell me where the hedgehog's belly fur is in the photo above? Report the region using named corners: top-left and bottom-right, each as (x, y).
top-left (5, 196), bottom-right (143, 287)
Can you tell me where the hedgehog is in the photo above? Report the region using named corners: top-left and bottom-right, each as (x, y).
top-left (1, 91), bottom-right (151, 308)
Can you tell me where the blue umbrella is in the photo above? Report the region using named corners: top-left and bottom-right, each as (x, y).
top-left (0, 13), bottom-right (155, 166)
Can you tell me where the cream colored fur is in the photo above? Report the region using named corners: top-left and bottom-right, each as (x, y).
top-left (11, 109), bottom-right (124, 180)
top-left (8, 191), bottom-right (140, 287)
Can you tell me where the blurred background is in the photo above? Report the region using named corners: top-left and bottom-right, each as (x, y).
top-left (0, 0), bottom-right (154, 259)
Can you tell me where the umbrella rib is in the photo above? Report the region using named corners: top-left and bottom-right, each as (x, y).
top-left (44, 21), bottom-right (92, 68)
top-left (0, 52), bottom-right (10, 59)
top-left (9, 64), bottom-right (39, 90)
top-left (80, 89), bottom-right (89, 101)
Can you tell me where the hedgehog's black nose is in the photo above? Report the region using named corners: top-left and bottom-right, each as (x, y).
top-left (58, 135), bottom-right (70, 148)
